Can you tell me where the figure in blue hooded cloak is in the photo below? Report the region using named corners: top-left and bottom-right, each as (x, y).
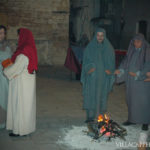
top-left (0, 25), bottom-right (12, 129)
top-left (115, 34), bottom-right (150, 131)
top-left (81, 28), bottom-right (115, 122)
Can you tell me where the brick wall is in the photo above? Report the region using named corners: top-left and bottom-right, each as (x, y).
top-left (0, 0), bottom-right (70, 65)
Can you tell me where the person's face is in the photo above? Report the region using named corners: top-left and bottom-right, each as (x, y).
top-left (97, 32), bottom-right (104, 43)
top-left (0, 28), bottom-right (6, 42)
top-left (134, 39), bottom-right (142, 49)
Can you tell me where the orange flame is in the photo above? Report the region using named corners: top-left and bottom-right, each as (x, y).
top-left (104, 114), bottom-right (110, 124)
top-left (98, 115), bottom-right (104, 122)
top-left (97, 114), bottom-right (110, 124)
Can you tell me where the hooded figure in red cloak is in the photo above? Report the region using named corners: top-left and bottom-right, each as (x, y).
top-left (12, 28), bottom-right (38, 73)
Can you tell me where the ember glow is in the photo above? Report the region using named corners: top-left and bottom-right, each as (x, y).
top-left (100, 126), bottom-right (106, 134)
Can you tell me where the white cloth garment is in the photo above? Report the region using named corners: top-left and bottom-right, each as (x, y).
top-left (4, 54), bottom-right (36, 135)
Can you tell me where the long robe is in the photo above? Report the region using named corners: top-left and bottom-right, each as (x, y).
top-left (4, 54), bottom-right (36, 135)
top-left (0, 46), bottom-right (11, 129)
top-left (117, 34), bottom-right (150, 124)
top-left (81, 28), bottom-right (115, 118)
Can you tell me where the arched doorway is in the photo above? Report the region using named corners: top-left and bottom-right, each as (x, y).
top-left (138, 20), bottom-right (148, 39)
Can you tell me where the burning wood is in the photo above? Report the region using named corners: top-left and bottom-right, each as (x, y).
top-left (86, 114), bottom-right (127, 141)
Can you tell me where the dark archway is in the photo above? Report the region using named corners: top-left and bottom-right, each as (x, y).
top-left (138, 20), bottom-right (148, 39)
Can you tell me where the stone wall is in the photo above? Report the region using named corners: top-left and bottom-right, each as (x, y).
top-left (70, 0), bottom-right (100, 41)
top-left (121, 0), bottom-right (150, 48)
top-left (71, 0), bottom-right (150, 49)
top-left (0, 0), bottom-right (70, 65)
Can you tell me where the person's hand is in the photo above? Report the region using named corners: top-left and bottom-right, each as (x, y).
top-left (88, 68), bottom-right (95, 74)
top-left (144, 78), bottom-right (150, 82)
top-left (146, 72), bottom-right (150, 78)
top-left (128, 72), bottom-right (136, 77)
top-left (144, 72), bottom-right (150, 81)
top-left (105, 70), bottom-right (111, 75)
top-left (114, 70), bottom-right (121, 75)
top-left (13, 75), bottom-right (18, 78)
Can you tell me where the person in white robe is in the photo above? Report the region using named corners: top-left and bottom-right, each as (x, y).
top-left (4, 28), bottom-right (38, 136)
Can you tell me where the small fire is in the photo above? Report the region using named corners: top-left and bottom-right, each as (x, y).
top-left (98, 114), bottom-right (111, 136)
top-left (87, 113), bottom-right (127, 140)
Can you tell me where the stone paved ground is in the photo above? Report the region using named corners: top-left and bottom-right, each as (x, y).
top-left (0, 66), bottom-right (148, 150)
